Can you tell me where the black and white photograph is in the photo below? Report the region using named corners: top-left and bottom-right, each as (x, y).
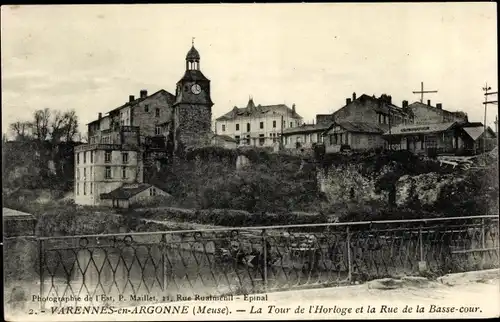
top-left (2, 3), bottom-right (499, 320)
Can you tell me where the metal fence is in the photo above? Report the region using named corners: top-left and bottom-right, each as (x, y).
top-left (38, 215), bottom-right (499, 309)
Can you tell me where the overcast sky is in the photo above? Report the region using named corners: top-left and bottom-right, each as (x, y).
top-left (1, 3), bottom-right (498, 137)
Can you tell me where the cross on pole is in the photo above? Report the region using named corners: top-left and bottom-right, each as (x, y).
top-left (192, 37), bottom-right (195, 46)
top-left (482, 82), bottom-right (498, 154)
top-left (412, 81), bottom-right (438, 103)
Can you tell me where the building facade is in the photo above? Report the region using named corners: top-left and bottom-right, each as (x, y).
top-left (214, 98), bottom-right (304, 147)
top-left (75, 44), bottom-right (213, 206)
top-left (318, 93), bottom-right (412, 153)
top-left (281, 123), bottom-right (329, 149)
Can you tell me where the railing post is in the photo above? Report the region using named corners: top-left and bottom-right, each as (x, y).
top-left (480, 218), bottom-right (486, 270)
top-left (418, 225), bottom-right (428, 274)
top-left (346, 226), bottom-right (352, 283)
top-left (262, 229), bottom-right (268, 292)
top-left (161, 233), bottom-right (168, 292)
top-left (39, 239), bottom-right (45, 312)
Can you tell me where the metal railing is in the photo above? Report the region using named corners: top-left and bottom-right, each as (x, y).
top-left (37, 215), bottom-right (499, 309)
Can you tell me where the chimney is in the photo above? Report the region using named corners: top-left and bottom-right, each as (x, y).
top-left (402, 100), bottom-right (408, 108)
top-left (140, 90), bottom-right (148, 98)
top-left (129, 95), bottom-right (135, 102)
top-left (346, 98), bottom-right (352, 105)
top-left (292, 104), bottom-right (296, 113)
top-left (427, 99), bottom-right (431, 106)
top-left (388, 95), bottom-right (392, 104)
top-left (98, 113), bottom-right (102, 120)
top-left (436, 103), bottom-right (442, 109)
top-left (352, 92), bottom-right (357, 100)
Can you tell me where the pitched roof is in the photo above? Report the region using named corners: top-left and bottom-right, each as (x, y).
top-left (178, 70), bottom-right (210, 82)
top-left (383, 122), bottom-right (457, 136)
top-left (216, 99), bottom-right (302, 121)
top-left (462, 126), bottom-right (497, 141)
top-left (282, 123), bottom-right (331, 135)
top-left (3, 208), bottom-right (35, 220)
top-left (100, 183), bottom-right (168, 200)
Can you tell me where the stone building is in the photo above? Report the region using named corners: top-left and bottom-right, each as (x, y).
top-left (75, 43), bottom-right (213, 206)
top-left (318, 92), bottom-right (413, 152)
top-left (407, 100), bottom-right (468, 124)
top-left (214, 98), bottom-right (304, 147)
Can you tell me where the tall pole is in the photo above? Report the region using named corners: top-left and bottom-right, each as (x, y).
top-left (482, 83), bottom-right (498, 154)
top-left (413, 81), bottom-right (438, 103)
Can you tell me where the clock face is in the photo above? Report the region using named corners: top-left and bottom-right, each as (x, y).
top-left (191, 84), bottom-right (202, 95)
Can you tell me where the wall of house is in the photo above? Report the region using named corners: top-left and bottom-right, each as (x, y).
top-left (131, 91), bottom-right (175, 142)
top-left (282, 131), bottom-right (324, 148)
top-left (215, 107), bottom-right (303, 147)
top-left (74, 148), bottom-right (141, 206)
top-left (332, 96), bottom-right (408, 128)
top-left (410, 103), bottom-right (468, 124)
top-left (351, 133), bottom-right (385, 150)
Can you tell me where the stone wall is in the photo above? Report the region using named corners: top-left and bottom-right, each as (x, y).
top-left (175, 104), bottom-right (212, 149)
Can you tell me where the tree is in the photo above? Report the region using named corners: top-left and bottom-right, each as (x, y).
top-left (49, 110), bottom-right (79, 143)
top-left (9, 121), bottom-right (32, 141)
top-left (32, 108), bottom-right (51, 142)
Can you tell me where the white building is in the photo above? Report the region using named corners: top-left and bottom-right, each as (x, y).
top-left (214, 98), bottom-right (304, 147)
top-left (74, 144), bottom-right (143, 206)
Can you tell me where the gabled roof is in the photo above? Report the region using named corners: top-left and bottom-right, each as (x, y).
top-left (323, 121), bottom-right (385, 135)
top-left (463, 126), bottom-right (497, 141)
top-left (383, 122), bottom-right (457, 136)
top-left (216, 99), bottom-right (302, 121)
top-left (3, 207), bottom-right (35, 220)
top-left (282, 123), bottom-right (331, 135)
top-left (100, 183), bottom-right (168, 200)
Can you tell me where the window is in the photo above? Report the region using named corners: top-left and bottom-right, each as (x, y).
top-left (155, 125), bottom-right (162, 135)
top-left (90, 151), bottom-right (93, 163)
top-left (105, 151), bottom-right (112, 163)
top-left (247, 123), bottom-right (251, 132)
top-left (246, 135), bottom-right (250, 145)
top-left (77, 153), bottom-right (80, 164)
top-left (283, 120), bottom-right (286, 128)
top-left (120, 119), bottom-right (124, 126)
top-left (76, 183), bottom-right (79, 196)
top-left (122, 152), bottom-right (129, 164)
top-left (235, 135), bottom-right (240, 144)
top-left (150, 188), bottom-right (157, 196)
top-left (83, 152), bottom-right (87, 164)
top-left (222, 124), bottom-right (226, 132)
top-left (273, 120), bottom-right (276, 128)
top-left (105, 166), bottom-right (112, 179)
top-left (259, 134), bottom-right (265, 146)
top-left (122, 167), bottom-right (127, 179)
top-left (90, 183), bottom-right (93, 195)
top-left (290, 122), bottom-right (293, 128)
top-left (145, 104), bottom-right (149, 112)
top-left (236, 124), bottom-right (240, 131)
top-left (260, 122), bottom-right (264, 129)
top-left (83, 183), bottom-right (87, 195)
top-left (76, 169), bottom-right (80, 180)
top-left (83, 168), bottom-right (87, 180)
top-left (155, 108), bottom-right (160, 117)
top-left (90, 167), bottom-right (92, 179)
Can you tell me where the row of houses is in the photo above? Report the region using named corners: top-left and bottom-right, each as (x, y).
top-left (214, 92), bottom-right (497, 156)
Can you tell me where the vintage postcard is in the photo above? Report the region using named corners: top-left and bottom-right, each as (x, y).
top-left (2, 3), bottom-right (499, 321)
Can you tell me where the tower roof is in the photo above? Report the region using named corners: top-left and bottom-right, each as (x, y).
top-left (186, 46), bottom-right (200, 61)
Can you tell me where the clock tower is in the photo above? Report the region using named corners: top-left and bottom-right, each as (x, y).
top-left (173, 42), bottom-right (214, 152)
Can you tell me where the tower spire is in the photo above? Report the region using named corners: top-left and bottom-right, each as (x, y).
top-left (192, 37), bottom-right (195, 47)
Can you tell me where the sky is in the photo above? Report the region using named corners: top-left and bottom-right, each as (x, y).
top-left (1, 3), bottom-right (498, 137)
